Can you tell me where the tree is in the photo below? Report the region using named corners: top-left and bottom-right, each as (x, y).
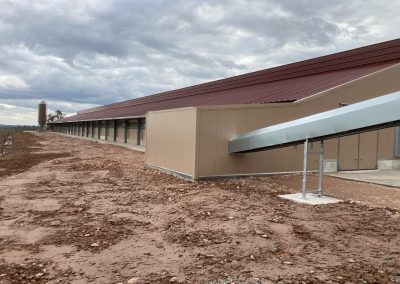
top-left (47, 109), bottom-right (65, 124)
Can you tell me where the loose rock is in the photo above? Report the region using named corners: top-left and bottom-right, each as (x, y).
top-left (127, 277), bottom-right (140, 284)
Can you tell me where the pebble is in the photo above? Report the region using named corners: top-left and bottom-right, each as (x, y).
top-left (127, 277), bottom-right (140, 284)
top-left (35, 273), bottom-right (44, 278)
top-left (250, 255), bottom-right (256, 261)
top-left (90, 243), bottom-right (99, 247)
top-left (261, 234), bottom-right (268, 238)
top-left (347, 258), bottom-right (355, 263)
top-left (255, 229), bottom-right (264, 235)
top-left (0, 274), bottom-right (6, 277)
top-left (283, 261), bottom-right (293, 265)
top-left (50, 220), bottom-right (61, 226)
top-left (227, 216), bottom-right (234, 220)
top-left (84, 234), bottom-right (90, 237)
top-left (169, 277), bottom-right (178, 282)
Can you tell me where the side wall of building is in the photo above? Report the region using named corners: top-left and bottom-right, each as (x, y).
top-left (195, 64), bottom-right (400, 178)
top-left (145, 107), bottom-right (198, 179)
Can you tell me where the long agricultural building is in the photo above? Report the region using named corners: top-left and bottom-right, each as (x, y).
top-left (51, 39), bottom-right (400, 179)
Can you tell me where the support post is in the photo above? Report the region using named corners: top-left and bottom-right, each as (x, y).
top-left (317, 140), bottom-right (325, 197)
top-left (113, 120), bottom-right (117, 142)
top-left (97, 121), bottom-right (101, 139)
top-left (105, 121), bottom-right (109, 140)
top-left (124, 120), bottom-right (128, 143)
top-left (302, 139), bottom-right (309, 199)
top-left (137, 118), bottom-right (142, 146)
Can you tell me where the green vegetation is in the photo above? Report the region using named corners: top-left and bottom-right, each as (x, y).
top-left (47, 110), bottom-right (65, 124)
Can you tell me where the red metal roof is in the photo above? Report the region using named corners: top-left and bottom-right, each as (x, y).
top-left (54, 39), bottom-right (400, 123)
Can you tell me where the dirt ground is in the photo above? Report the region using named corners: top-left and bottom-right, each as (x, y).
top-left (0, 132), bottom-right (399, 284)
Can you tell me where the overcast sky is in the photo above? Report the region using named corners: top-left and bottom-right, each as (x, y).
top-left (0, 0), bottom-right (399, 125)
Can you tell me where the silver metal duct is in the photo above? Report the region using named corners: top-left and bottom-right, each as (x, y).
top-left (229, 91), bottom-right (400, 154)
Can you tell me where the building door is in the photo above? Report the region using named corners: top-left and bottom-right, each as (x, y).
top-left (338, 131), bottom-right (378, 171)
top-left (358, 132), bottom-right (378, 170)
top-left (339, 135), bottom-right (359, 170)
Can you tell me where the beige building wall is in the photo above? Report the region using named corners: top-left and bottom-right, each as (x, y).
top-left (93, 123), bottom-right (99, 138)
top-left (115, 121), bottom-right (125, 143)
top-left (140, 128), bottom-right (146, 146)
top-left (127, 119), bottom-right (138, 145)
top-left (100, 121), bottom-right (106, 139)
top-left (107, 121), bottom-right (115, 141)
top-left (194, 64), bottom-right (400, 178)
top-left (145, 107), bottom-right (197, 178)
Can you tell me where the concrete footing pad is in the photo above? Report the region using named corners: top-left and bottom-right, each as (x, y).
top-left (279, 193), bottom-right (341, 205)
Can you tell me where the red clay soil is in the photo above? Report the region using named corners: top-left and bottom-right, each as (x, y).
top-left (0, 132), bottom-right (399, 284)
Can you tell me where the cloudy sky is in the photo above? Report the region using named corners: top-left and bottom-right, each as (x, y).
top-left (0, 0), bottom-right (399, 125)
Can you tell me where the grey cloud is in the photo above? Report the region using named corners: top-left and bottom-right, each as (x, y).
top-left (0, 0), bottom-right (399, 124)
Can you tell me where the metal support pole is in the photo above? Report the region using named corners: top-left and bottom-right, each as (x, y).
top-left (302, 139), bottom-right (309, 199)
top-left (317, 140), bottom-right (325, 197)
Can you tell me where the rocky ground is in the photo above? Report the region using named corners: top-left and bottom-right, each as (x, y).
top-left (0, 132), bottom-right (399, 284)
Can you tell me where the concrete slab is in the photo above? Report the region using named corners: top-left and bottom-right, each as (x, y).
top-left (328, 170), bottom-right (400, 188)
top-left (279, 193), bottom-right (341, 205)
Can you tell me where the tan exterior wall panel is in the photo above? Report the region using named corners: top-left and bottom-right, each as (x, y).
top-left (107, 124), bottom-right (114, 141)
top-left (378, 128), bottom-right (395, 159)
top-left (359, 131), bottom-right (378, 170)
top-left (146, 112), bottom-right (166, 167)
top-left (93, 126), bottom-right (98, 138)
top-left (100, 124), bottom-right (106, 140)
top-left (338, 135), bottom-right (359, 170)
top-left (127, 128), bottom-right (138, 145)
top-left (141, 128), bottom-right (146, 146)
top-left (196, 65), bottom-right (400, 177)
top-left (146, 108), bottom-right (197, 178)
top-left (215, 109), bottom-right (247, 175)
top-left (197, 111), bottom-right (218, 177)
top-left (116, 124), bottom-right (125, 143)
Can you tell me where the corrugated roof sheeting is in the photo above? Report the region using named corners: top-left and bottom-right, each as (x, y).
top-left (53, 39), bottom-right (400, 123)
